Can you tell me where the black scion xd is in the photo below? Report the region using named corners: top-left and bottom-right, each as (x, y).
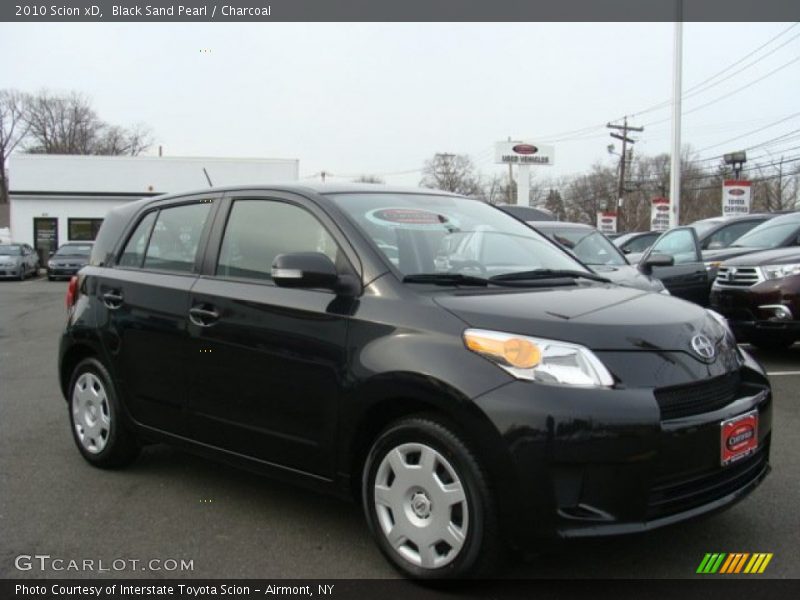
top-left (59, 185), bottom-right (771, 578)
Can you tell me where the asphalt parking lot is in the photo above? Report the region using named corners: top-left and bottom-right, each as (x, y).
top-left (1, 277), bottom-right (798, 579)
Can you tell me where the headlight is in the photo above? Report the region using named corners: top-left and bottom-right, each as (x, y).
top-left (48, 261), bottom-right (55, 268)
top-left (463, 329), bottom-right (614, 386)
top-left (761, 263), bottom-right (800, 280)
top-left (704, 261), bottom-right (721, 271)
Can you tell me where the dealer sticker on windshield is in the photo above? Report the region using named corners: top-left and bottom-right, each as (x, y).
top-left (721, 410), bottom-right (758, 466)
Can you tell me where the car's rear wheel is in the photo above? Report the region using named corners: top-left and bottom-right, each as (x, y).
top-left (362, 417), bottom-right (500, 579)
top-left (68, 358), bottom-right (140, 468)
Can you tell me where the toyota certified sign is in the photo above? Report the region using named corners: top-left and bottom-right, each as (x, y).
top-left (651, 197), bottom-right (670, 232)
top-left (596, 211), bottom-right (617, 234)
top-left (495, 141), bottom-right (555, 165)
top-left (722, 180), bottom-right (751, 217)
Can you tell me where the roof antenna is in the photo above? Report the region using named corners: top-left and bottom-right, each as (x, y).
top-left (202, 168), bottom-right (214, 187)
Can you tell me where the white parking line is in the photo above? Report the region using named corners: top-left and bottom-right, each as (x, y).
top-left (766, 371), bottom-right (800, 376)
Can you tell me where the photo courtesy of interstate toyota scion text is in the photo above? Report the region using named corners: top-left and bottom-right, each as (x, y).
top-left (58, 184), bottom-right (772, 579)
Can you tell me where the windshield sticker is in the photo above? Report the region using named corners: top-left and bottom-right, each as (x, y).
top-left (366, 208), bottom-right (460, 230)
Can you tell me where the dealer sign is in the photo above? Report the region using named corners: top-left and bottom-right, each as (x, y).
top-left (495, 141), bottom-right (555, 166)
top-left (722, 180), bottom-right (751, 217)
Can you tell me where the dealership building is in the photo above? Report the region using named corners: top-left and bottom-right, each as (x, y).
top-left (8, 154), bottom-right (299, 264)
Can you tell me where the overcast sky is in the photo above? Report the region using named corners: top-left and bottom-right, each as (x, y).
top-left (1, 22), bottom-right (798, 186)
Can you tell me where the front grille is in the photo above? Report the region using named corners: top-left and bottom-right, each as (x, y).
top-left (647, 446), bottom-right (768, 518)
top-left (655, 372), bottom-right (741, 420)
top-left (715, 266), bottom-right (762, 287)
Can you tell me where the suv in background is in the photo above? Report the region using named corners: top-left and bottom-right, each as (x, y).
top-left (710, 247), bottom-right (800, 350)
top-left (690, 214), bottom-right (777, 251)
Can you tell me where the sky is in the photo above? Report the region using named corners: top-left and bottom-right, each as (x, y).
top-left (1, 22), bottom-right (798, 187)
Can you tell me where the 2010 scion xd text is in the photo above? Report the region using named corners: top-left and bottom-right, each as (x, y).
top-left (59, 184), bottom-right (772, 578)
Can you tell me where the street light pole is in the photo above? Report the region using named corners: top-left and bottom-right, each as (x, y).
top-left (669, 16), bottom-right (683, 228)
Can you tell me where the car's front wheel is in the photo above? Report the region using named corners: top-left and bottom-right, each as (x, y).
top-left (362, 417), bottom-right (500, 579)
top-left (68, 357), bottom-right (140, 468)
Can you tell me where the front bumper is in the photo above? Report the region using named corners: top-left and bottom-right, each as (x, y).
top-left (48, 266), bottom-right (82, 278)
top-left (710, 283), bottom-right (800, 342)
top-left (0, 265), bottom-right (21, 277)
top-left (473, 350), bottom-right (771, 546)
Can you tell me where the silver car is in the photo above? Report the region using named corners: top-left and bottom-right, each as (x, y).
top-left (0, 243), bottom-right (40, 280)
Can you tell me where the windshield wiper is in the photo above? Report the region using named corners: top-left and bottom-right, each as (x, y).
top-left (490, 269), bottom-right (610, 283)
top-left (402, 273), bottom-right (489, 286)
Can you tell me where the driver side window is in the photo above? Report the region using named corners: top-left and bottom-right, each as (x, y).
top-left (650, 229), bottom-right (698, 265)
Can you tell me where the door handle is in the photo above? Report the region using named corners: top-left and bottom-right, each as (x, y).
top-left (189, 305), bottom-right (220, 327)
top-left (102, 291), bottom-right (124, 310)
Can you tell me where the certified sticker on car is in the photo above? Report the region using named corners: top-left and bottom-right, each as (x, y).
top-left (721, 410), bottom-right (758, 466)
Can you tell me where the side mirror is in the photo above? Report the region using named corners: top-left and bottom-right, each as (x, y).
top-left (639, 252), bottom-right (674, 275)
top-left (272, 252), bottom-right (340, 290)
top-left (622, 247), bottom-right (632, 254)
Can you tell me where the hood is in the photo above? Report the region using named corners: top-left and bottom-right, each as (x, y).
top-left (720, 246), bottom-right (800, 266)
top-left (434, 283), bottom-right (723, 354)
top-left (51, 256), bottom-right (90, 265)
top-left (591, 264), bottom-right (664, 293)
top-left (702, 246), bottom-right (764, 262)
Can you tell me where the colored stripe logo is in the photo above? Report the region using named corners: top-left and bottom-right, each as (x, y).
top-left (697, 553), bottom-right (773, 574)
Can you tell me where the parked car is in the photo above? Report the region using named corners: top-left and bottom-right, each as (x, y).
top-left (525, 221), bottom-right (667, 294)
top-left (47, 242), bottom-right (94, 280)
top-left (690, 213), bottom-right (779, 251)
top-left (710, 247), bottom-right (800, 350)
top-left (494, 203), bottom-right (555, 221)
top-left (0, 243), bottom-right (40, 280)
top-left (702, 212), bottom-right (800, 280)
top-left (613, 231), bottom-right (661, 255)
top-left (60, 184), bottom-right (771, 579)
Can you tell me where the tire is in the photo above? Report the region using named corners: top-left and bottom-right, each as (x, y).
top-left (362, 417), bottom-right (501, 579)
top-left (67, 357), bottom-right (140, 468)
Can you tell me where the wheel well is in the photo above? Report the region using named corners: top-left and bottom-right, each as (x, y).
top-left (59, 344), bottom-right (98, 400)
top-left (346, 396), bottom-right (477, 501)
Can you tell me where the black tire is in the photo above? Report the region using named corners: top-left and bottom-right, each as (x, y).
top-left (362, 416), bottom-right (501, 579)
top-left (67, 357), bottom-right (140, 468)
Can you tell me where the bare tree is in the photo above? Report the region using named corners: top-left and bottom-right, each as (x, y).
top-left (0, 89), bottom-right (31, 203)
top-left (420, 153), bottom-right (482, 197)
top-left (24, 90), bottom-right (151, 156)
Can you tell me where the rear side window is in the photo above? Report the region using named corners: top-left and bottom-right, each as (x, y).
top-left (216, 199), bottom-right (339, 282)
top-left (119, 211), bottom-right (157, 267)
top-left (143, 203), bottom-right (213, 273)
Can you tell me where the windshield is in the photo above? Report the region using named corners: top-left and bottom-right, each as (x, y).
top-left (328, 193), bottom-right (587, 278)
top-left (55, 244), bottom-right (93, 257)
top-left (543, 228), bottom-right (626, 266)
top-left (0, 245), bottom-right (22, 256)
top-left (731, 221), bottom-right (798, 249)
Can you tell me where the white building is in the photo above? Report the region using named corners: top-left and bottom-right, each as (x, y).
top-left (8, 154), bottom-right (299, 263)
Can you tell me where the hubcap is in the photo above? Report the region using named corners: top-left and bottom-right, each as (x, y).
top-left (71, 373), bottom-right (111, 454)
top-left (373, 443), bottom-right (469, 569)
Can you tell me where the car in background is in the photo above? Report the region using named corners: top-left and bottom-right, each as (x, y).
top-left (710, 247), bottom-right (800, 350)
top-left (613, 231), bottom-right (661, 256)
top-left (528, 222), bottom-right (668, 295)
top-left (494, 204), bottom-right (556, 222)
top-left (702, 212), bottom-right (800, 273)
top-left (47, 242), bottom-right (94, 281)
top-left (690, 213), bottom-right (778, 251)
top-left (0, 243), bottom-right (40, 280)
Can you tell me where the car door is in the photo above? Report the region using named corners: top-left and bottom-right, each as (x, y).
top-left (96, 196), bottom-right (219, 435)
top-left (185, 192), bottom-right (357, 478)
top-left (642, 226), bottom-right (709, 305)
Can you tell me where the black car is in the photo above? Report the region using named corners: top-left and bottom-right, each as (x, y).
top-left (59, 185), bottom-right (771, 579)
top-left (48, 242), bottom-right (94, 280)
top-left (525, 221), bottom-right (668, 295)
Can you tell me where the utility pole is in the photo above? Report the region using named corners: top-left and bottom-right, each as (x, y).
top-left (321, 170), bottom-right (327, 182)
top-left (607, 116), bottom-right (643, 230)
top-left (507, 137), bottom-right (514, 204)
top-left (669, 17), bottom-right (683, 228)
